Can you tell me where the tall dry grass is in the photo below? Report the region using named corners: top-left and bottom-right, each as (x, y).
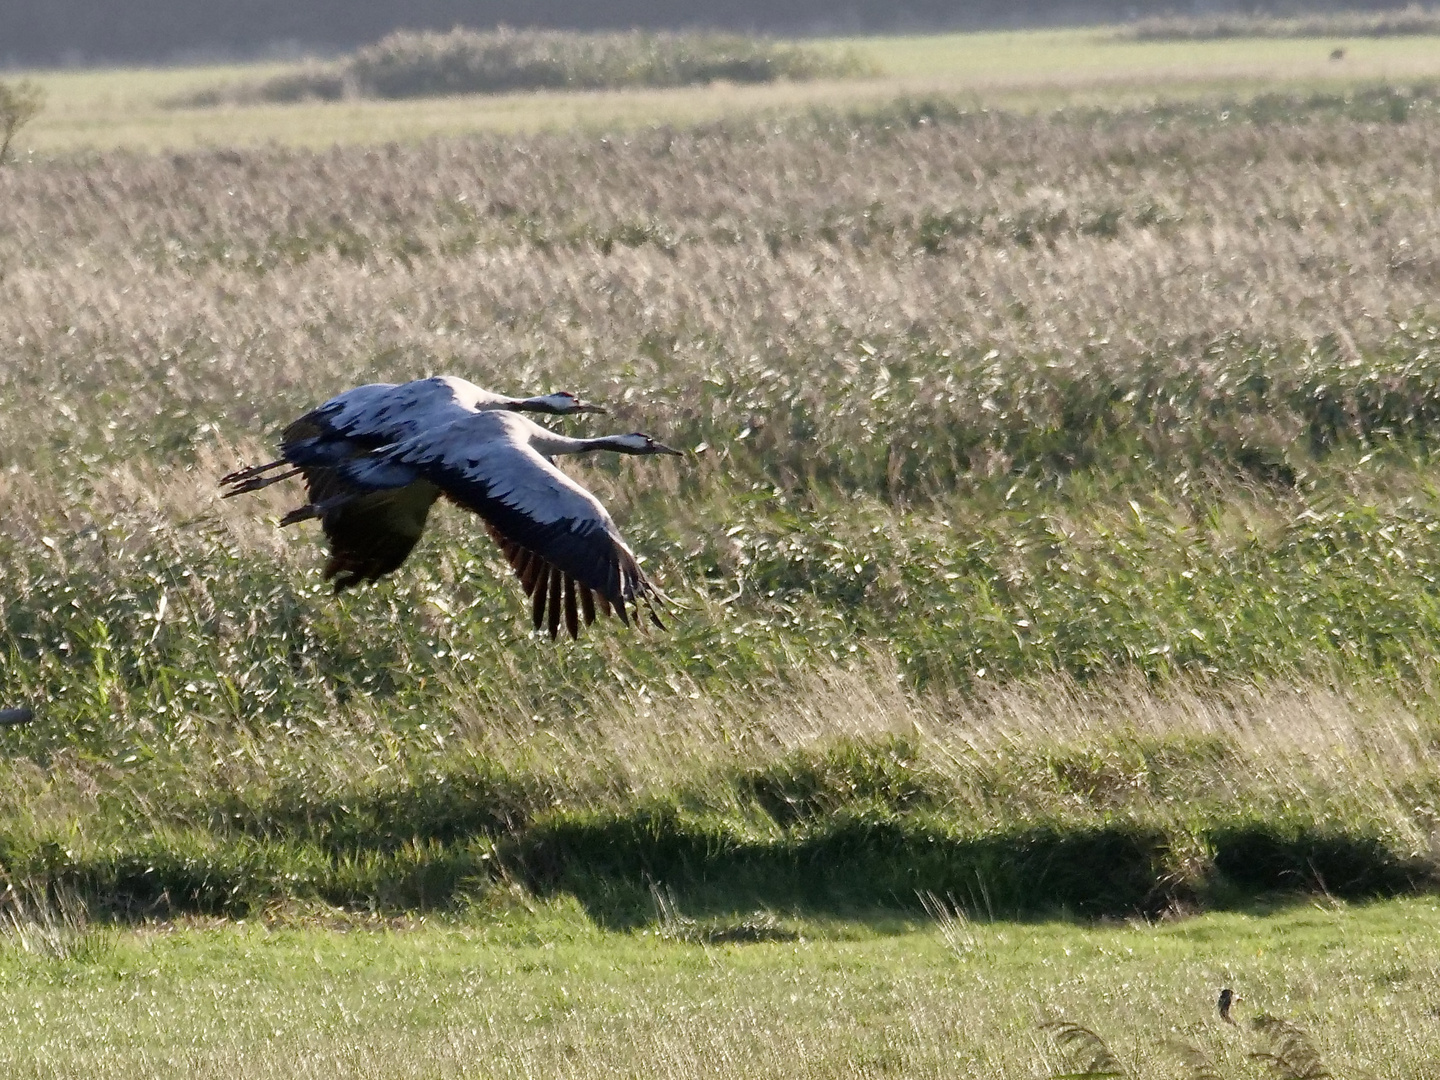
top-left (4, 99), bottom-right (1439, 494)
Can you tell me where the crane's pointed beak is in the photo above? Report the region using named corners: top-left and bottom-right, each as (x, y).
top-left (576, 400), bottom-right (608, 414)
top-left (653, 441), bottom-right (684, 457)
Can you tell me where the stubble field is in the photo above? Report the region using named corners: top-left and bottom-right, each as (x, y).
top-left (6, 36), bottom-right (1440, 1076)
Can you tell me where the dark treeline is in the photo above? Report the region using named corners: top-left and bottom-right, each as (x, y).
top-left (1, 0), bottom-right (1424, 68)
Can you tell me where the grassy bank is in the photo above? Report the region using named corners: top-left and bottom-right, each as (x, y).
top-left (174, 28), bottom-right (865, 107)
top-left (2, 663), bottom-right (1439, 921)
top-left (1117, 9), bottom-right (1440, 42)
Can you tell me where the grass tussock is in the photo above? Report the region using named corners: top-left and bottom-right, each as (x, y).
top-left (0, 875), bottom-right (109, 960)
top-left (648, 884), bottom-right (799, 944)
top-left (178, 28), bottom-right (868, 107)
top-left (1041, 1014), bottom-right (1334, 1080)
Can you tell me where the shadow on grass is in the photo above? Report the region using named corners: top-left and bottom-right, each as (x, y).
top-left (1208, 823), bottom-right (1430, 899)
top-left (7, 804), bottom-right (1433, 926)
top-left (501, 810), bottom-right (1436, 929)
top-left (508, 811), bottom-right (1158, 929)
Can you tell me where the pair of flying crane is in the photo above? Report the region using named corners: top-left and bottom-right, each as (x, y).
top-left (221, 376), bottom-right (681, 641)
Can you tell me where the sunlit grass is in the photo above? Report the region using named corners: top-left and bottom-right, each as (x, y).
top-left (0, 896), bottom-right (1435, 1077)
top-left (6, 67), bottom-right (1440, 1080)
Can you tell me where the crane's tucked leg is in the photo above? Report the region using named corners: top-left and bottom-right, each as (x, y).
top-left (220, 460), bottom-right (303, 497)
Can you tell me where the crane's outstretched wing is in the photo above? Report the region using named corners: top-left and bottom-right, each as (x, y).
top-left (358, 426), bottom-right (666, 638)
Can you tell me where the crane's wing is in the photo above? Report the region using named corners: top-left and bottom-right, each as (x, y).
top-left (363, 428), bottom-right (666, 638)
top-left (220, 383), bottom-right (457, 591)
top-left (290, 481), bottom-right (441, 593)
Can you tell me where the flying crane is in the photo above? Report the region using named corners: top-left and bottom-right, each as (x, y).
top-left (221, 378), bottom-right (680, 638)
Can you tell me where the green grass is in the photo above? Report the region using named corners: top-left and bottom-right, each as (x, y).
top-left (0, 896), bottom-right (1437, 1077)
top-left (12, 28), bottom-right (1440, 153)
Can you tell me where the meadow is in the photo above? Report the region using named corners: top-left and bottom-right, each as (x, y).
top-left (13, 28), bottom-right (1440, 152)
top-left (6, 26), bottom-right (1440, 1075)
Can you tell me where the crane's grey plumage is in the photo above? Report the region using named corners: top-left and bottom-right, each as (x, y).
top-left (220, 377), bottom-right (605, 594)
top-left (330, 411), bottom-right (681, 637)
top-left (221, 376), bottom-right (604, 497)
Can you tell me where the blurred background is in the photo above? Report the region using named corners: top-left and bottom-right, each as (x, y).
top-left (3, 0), bottom-right (1425, 67)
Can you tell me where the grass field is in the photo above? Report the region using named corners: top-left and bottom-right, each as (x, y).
top-left (11, 29), bottom-right (1440, 152)
top-left (8, 37), bottom-right (1440, 913)
top-left (2, 897), bottom-right (1438, 1078)
top-left (7, 23), bottom-right (1440, 1074)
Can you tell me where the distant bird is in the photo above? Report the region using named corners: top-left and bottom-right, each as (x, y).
top-left (1330, 47), bottom-right (1346, 61)
top-left (1218, 987), bottom-right (1238, 1024)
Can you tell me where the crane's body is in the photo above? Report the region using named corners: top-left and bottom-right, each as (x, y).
top-left (222, 376), bottom-right (603, 494)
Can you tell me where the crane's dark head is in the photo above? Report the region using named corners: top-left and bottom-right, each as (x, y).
top-left (518, 391), bottom-right (607, 415)
top-left (608, 432), bottom-right (684, 456)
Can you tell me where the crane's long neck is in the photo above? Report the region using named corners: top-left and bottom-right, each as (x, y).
top-left (527, 430), bottom-right (639, 456)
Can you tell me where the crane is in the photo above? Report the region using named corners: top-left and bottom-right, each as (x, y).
top-left (220, 376), bottom-right (606, 600)
top-left (222, 382), bottom-right (681, 638)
